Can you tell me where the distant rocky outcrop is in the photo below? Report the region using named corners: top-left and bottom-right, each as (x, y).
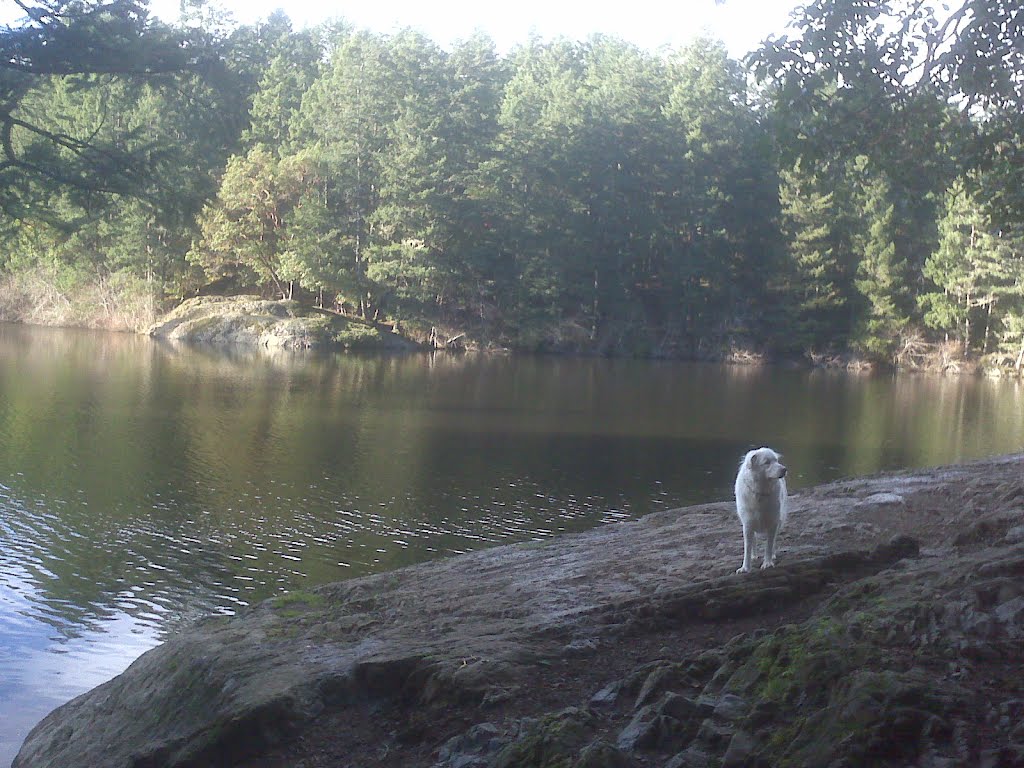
top-left (146, 296), bottom-right (420, 351)
top-left (14, 454), bottom-right (1024, 768)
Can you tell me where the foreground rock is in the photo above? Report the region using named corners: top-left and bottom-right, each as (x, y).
top-left (146, 296), bottom-right (419, 351)
top-left (15, 454), bottom-right (1024, 768)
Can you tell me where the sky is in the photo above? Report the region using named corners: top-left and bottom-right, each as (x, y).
top-left (142, 0), bottom-right (804, 58)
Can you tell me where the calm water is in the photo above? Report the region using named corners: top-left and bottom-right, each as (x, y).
top-left (1, 324), bottom-right (1023, 763)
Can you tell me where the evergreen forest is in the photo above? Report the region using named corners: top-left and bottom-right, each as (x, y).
top-left (2, 0), bottom-right (1022, 369)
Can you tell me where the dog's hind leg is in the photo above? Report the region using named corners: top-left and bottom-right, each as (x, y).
top-left (737, 523), bottom-right (755, 573)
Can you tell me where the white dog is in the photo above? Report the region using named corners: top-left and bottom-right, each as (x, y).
top-left (734, 447), bottom-right (788, 573)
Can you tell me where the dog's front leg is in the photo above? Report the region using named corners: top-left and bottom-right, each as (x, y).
top-left (762, 527), bottom-right (777, 569)
top-left (737, 523), bottom-right (754, 573)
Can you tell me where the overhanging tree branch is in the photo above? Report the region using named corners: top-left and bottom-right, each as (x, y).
top-left (0, 0), bottom-right (222, 217)
top-left (750, 0), bottom-right (1024, 220)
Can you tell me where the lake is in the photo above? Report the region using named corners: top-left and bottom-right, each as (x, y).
top-left (1, 324), bottom-right (1022, 764)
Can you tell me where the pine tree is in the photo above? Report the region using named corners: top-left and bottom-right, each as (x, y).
top-left (0, 0), bottom-right (219, 217)
top-left (189, 146), bottom-right (299, 297)
top-left (479, 39), bottom-right (589, 341)
top-left (777, 164), bottom-right (857, 351)
top-left (288, 30), bottom-right (408, 318)
top-left (851, 162), bottom-right (911, 361)
top-left (661, 38), bottom-right (781, 350)
top-left (243, 32), bottom-right (324, 151)
top-left (922, 181), bottom-right (1024, 355)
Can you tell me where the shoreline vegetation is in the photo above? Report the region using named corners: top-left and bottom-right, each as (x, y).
top-left (14, 452), bottom-right (1024, 768)
top-left (2, 285), bottom-right (1021, 377)
top-left (3, 3), bottom-right (1023, 382)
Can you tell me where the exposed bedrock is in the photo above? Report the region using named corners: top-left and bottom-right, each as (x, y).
top-left (14, 454), bottom-right (1024, 768)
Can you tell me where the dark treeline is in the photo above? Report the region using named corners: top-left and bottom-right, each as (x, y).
top-left (2, 0), bottom-right (1022, 369)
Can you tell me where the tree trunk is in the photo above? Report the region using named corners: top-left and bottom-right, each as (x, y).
top-left (964, 290), bottom-right (971, 354)
top-left (982, 299), bottom-right (993, 354)
top-left (270, 274), bottom-right (286, 301)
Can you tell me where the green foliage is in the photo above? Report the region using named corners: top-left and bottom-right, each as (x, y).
top-left (851, 163), bottom-right (912, 361)
top-left (1, 2), bottom-right (1023, 370)
top-left (997, 310), bottom-right (1024, 371)
top-left (776, 164), bottom-right (857, 351)
top-left (0, 0), bottom-right (223, 217)
top-left (190, 146), bottom-right (302, 297)
top-left (921, 180), bottom-right (1024, 355)
top-left (242, 25), bottom-right (325, 150)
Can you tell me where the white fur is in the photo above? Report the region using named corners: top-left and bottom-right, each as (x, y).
top-left (734, 447), bottom-right (789, 573)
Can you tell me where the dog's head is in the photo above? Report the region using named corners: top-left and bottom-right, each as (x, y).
top-left (741, 447), bottom-right (787, 482)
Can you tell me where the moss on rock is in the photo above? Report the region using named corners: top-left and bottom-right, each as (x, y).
top-left (705, 573), bottom-right (981, 768)
top-left (495, 708), bottom-right (596, 768)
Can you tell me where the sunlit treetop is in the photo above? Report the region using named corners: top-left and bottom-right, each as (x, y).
top-left (750, 0), bottom-right (1024, 220)
top-left (752, 0), bottom-right (1023, 110)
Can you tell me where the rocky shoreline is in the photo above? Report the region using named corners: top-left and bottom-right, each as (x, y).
top-left (146, 296), bottom-right (419, 351)
top-left (139, 296), bottom-right (1024, 377)
top-left (14, 454), bottom-right (1024, 768)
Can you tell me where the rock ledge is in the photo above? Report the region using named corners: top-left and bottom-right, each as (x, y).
top-left (146, 296), bottom-right (419, 351)
top-left (14, 453), bottom-right (1024, 768)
